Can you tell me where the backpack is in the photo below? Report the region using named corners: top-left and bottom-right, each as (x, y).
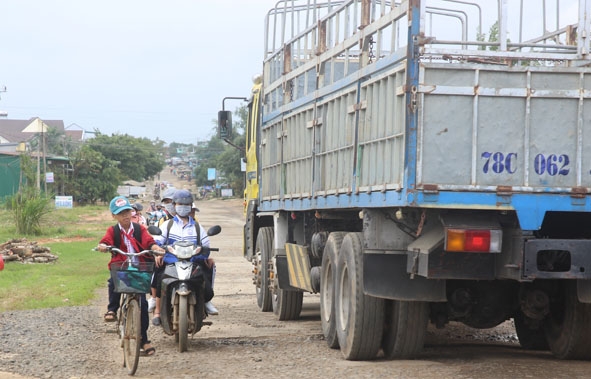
top-left (112, 222), bottom-right (142, 248)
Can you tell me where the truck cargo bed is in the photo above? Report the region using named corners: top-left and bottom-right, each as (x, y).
top-left (257, 0), bottom-right (591, 230)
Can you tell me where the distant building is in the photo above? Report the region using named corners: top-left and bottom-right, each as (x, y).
top-left (0, 117), bottom-right (67, 152)
top-left (0, 117), bottom-right (78, 197)
top-left (65, 123), bottom-right (92, 142)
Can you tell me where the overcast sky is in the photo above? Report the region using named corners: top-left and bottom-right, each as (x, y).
top-left (0, 0), bottom-right (272, 144)
top-left (0, 1), bottom-right (580, 145)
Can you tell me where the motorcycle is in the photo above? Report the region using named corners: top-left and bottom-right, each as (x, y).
top-left (158, 225), bottom-right (221, 352)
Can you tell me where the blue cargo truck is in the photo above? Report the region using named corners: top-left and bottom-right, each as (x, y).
top-left (219, 0), bottom-right (591, 360)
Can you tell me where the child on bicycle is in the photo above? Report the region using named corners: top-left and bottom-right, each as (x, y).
top-left (97, 195), bottom-right (165, 356)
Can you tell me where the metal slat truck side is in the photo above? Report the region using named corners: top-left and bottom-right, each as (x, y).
top-left (220, 0), bottom-right (591, 361)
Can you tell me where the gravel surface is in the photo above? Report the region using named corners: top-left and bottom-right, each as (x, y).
top-left (0, 292), bottom-right (123, 378)
top-left (3, 175), bottom-right (591, 379)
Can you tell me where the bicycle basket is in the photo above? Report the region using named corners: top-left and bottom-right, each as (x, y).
top-left (110, 261), bottom-right (154, 293)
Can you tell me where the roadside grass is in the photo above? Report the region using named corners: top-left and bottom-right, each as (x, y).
top-left (0, 204), bottom-right (111, 241)
top-left (0, 204), bottom-right (116, 312)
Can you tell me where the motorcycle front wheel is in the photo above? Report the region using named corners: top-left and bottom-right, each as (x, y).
top-left (178, 296), bottom-right (189, 352)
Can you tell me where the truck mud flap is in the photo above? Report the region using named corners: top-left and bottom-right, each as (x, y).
top-left (275, 255), bottom-right (302, 291)
top-left (363, 253), bottom-right (446, 302)
top-left (285, 243), bottom-right (314, 292)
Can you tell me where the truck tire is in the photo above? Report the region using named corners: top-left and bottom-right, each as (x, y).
top-left (335, 232), bottom-right (384, 360)
top-left (381, 299), bottom-right (428, 359)
top-left (544, 281), bottom-right (591, 359)
top-left (321, 232), bottom-right (346, 349)
top-left (514, 311), bottom-right (548, 351)
top-left (255, 227), bottom-right (273, 312)
top-left (272, 287), bottom-right (303, 321)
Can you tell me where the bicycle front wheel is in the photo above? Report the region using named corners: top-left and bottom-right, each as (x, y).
top-left (123, 297), bottom-right (141, 375)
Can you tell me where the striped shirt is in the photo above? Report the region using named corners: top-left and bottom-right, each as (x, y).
top-left (155, 215), bottom-right (209, 264)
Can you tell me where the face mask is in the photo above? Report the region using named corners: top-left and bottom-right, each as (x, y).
top-left (175, 205), bottom-right (192, 217)
top-left (164, 203), bottom-right (175, 214)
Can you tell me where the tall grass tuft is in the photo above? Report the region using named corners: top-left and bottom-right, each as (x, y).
top-left (9, 188), bottom-right (53, 235)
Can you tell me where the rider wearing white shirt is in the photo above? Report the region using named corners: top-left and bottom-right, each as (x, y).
top-left (153, 189), bottom-right (218, 317)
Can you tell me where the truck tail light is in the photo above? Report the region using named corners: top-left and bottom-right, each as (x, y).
top-left (445, 229), bottom-right (502, 253)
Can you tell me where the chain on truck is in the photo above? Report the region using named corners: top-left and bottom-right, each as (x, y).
top-left (218, 0), bottom-right (591, 360)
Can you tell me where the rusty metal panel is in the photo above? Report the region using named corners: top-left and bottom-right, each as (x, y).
top-left (318, 89), bottom-right (358, 195)
top-left (357, 68), bottom-right (406, 192)
top-left (418, 64), bottom-right (591, 192)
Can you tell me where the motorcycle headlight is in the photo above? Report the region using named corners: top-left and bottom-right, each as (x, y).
top-left (174, 246), bottom-right (195, 259)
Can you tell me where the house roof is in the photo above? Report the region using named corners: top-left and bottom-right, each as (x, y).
top-left (0, 118), bottom-right (65, 143)
top-left (64, 129), bottom-right (84, 141)
top-left (64, 123), bottom-right (88, 142)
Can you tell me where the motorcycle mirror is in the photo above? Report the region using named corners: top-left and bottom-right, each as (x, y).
top-left (207, 225), bottom-right (222, 236)
top-left (147, 225), bottom-right (162, 236)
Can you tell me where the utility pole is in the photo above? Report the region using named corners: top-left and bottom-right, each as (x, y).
top-left (0, 86), bottom-right (7, 117)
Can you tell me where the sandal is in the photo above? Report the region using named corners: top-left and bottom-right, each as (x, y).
top-left (152, 314), bottom-right (161, 326)
top-left (104, 311), bottom-right (117, 322)
top-left (141, 343), bottom-right (156, 356)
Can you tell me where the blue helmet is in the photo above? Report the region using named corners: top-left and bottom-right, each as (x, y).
top-left (172, 189), bottom-right (193, 205)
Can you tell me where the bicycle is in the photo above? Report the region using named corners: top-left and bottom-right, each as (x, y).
top-left (97, 247), bottom-right (159, 376)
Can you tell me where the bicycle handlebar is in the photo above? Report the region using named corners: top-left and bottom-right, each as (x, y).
top-left (93, 245), bottom-right (216, 255)
top-left (93, 246), bottom-right (164, 257)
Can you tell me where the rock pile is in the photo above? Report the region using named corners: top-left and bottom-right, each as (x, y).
top-left (0, 239), bottom-right (58, 264)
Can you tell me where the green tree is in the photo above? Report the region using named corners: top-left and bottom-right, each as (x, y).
top-left (67, 145), bottom-right (121, 204)
top-left (47, 127), bottom-right (80, 156)
top-left (193, 106), bottom-right (247, 196)
top-left (168, 142), bottom-right (194, 158)
top-left (86, 134), bottom-right (165, 181)
top-left (193, 138), bottom-right (226, 187)
top-left (220, 106), bottom-right (247, 195)
top-left (28, 126), bottom-right (81, 157)
top-left (214, 132), bottom-right (245, 195)
top-left (477, 21), bottom-right (509, 51)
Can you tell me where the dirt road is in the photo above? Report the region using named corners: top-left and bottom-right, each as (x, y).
top-left (2, 169), bottom-right (591, 378)
top-left (140, 197), bottom-right (591, 379)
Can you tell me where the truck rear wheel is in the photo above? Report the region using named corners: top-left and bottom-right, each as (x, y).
top-left (514, 311), bottom-right (548, 350)
top-left (255, 227), bottom-right (273, 312)
top-left (544, 281), bottom-right (591, 359)
top-left (335, 232), bottom-right (384, 360)
top-left (381, 299), bottom-right (428, 359)
top-left (321, 232), bottom-right (346, 349)
top-left (272, 287), bottom-right (303, 321)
